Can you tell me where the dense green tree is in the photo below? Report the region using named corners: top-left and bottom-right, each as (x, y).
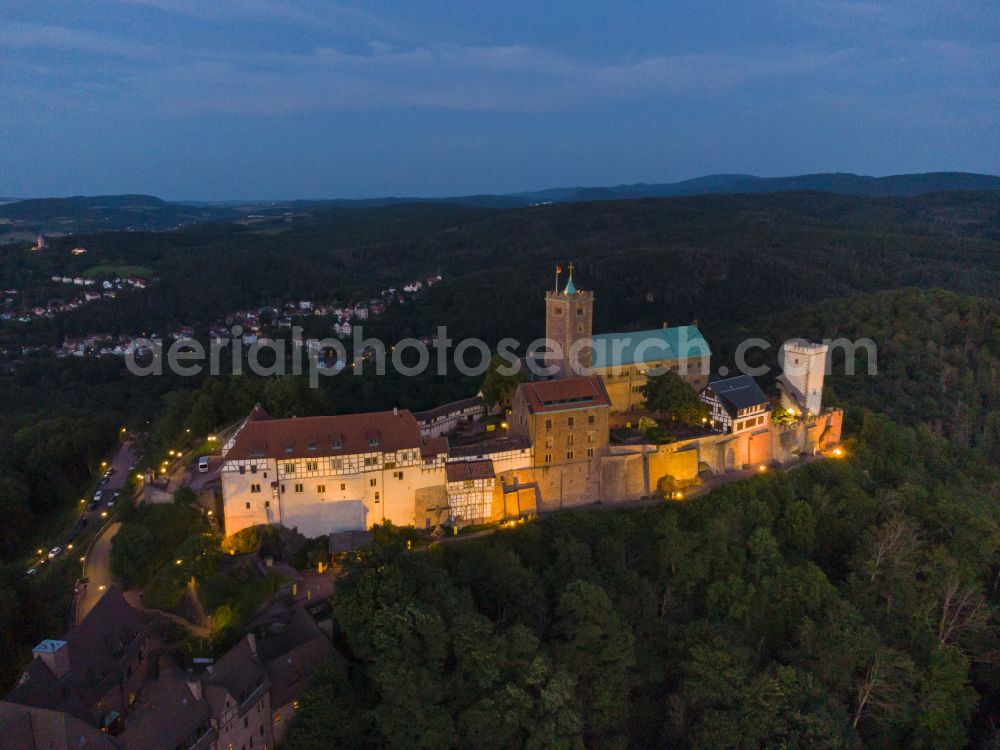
top-left (642, 370), bottom-right (710, 426)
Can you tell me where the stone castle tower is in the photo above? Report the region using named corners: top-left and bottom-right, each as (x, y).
top-left (778, 339), bottom-right (828, 416)
top-left (545, 263), bottom-right (593, 378)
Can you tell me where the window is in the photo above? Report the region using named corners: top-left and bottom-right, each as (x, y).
top-left (587, 448), bottom-right (594, 457)
top-left (545, 435), bottom-right (553, 448)
top-left (340, 483), bottom-right (346, 491)
top-left (374, 492), bottom-right (380, 501)
top-left (250, 484), bottom-right (260, 493)
top-left (393, 470), bottom-right (404, 479)
top-left (369, 478), bottom-right (377, 487)
top-left (544, 453), bottom-right (552, 463)
top-left (294, 483), bottom-right (303, 493)
top-left (239, 466), bottom-right (246, 475)
top-left (545, 419), bottom-right (552, 430)
top-left (264, 500), bottom-right (270, 508)
top-left (588, 414), bottom-right (595, 424)
top-left (306, 461), bottom-right (318, 471)
top-left (554, 307), bottom-right (562, 315)
top-left (332, 459), bottom-right (343, 470)
top-left (292, 700), bottom-right (300, 710)
top-left (317, 484), bottom-right (326, 493)
top-left (577, 306), bottom-right (584, 315)
top-left (567, 416), bottom-right (574, 427)
top-left (566, 451), bottom-right (574, 460)
top-left (364, 457), bottom-right (377, 467)
top-left (284, 463), bottom-right (295, 473)
top-left (368, 436), bottom-right (379, 447)
top-left (245, 502), bottom-right (251, 509)
top-left (567, 434), bottom-right (575, 446)
top-left (588, 431), bottom-right (595, 443)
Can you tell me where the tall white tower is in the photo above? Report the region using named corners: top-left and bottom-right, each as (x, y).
top-left (778, 339), bottom-right (828, 416)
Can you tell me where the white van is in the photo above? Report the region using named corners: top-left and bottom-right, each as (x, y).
top-left (198, 456), bottom-right (210, 473)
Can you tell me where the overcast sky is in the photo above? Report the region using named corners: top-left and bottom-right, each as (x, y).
top-left (1, 0), bottom-right (997, 200)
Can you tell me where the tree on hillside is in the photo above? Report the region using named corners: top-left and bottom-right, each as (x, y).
top-left (641, 371), bottom-right (709, 427)
top-left (481, 354), bottom-right (526, 412)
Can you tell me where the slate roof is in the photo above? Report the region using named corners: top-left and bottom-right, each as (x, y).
top-left (116, 676), bottom-right (213, 750)
top-left (225, 410), bottom-right (424, 460)
top-left (0, 702), bottom-right (121, 750)
top-left (705, 375), bottom-right (771, 417)
top-left (590, 325), bottom-right (711, 369)
top-left (516, 376), bottom-right (611, 415)
top-left (448, 435), bottom-right (531, 459)
top-left (413, 396), bottom-right (483, 424)
top-left (258, 607), bottom-right (339, 710)
top-left (6, 587), bottom-right (147, 721)
top-left (202, 636), bottom-right (269, 717)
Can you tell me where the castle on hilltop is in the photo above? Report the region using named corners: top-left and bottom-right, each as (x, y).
top-left (217, 267), bottom-right (842, 538)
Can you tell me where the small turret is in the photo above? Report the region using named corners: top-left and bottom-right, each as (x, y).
top-left (563, 262), bottom-right (577, 295)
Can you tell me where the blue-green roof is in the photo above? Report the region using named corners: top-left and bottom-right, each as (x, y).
top-left (563, 277), bottom-right (577, 295)
top-left (590, 325), bottom-right (711, 368)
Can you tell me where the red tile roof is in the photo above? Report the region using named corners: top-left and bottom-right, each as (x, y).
top-left (225, 410), bottom-right (425, 460)
top-left (445, 459), bottom-right (496, 482)
top-left (516, 375), bottom-right (611, 415)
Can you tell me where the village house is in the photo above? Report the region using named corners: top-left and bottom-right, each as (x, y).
top-left (700, 374), bottom-right (773, 434)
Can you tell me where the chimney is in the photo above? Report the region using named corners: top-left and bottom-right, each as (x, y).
top-left (661, 321), bottom-right (669, 329)
top-left (32, 640), bottom-right (70, 680)
top-left (393, 406), bottom-right (399, 417)
top-left (187, 679), bottom-right (203, 702)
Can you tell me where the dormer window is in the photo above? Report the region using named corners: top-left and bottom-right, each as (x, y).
top-left (332, 439), bottom-right (341, 450)
top-left (307, 443), bottom-right (316, 451)
top-left (369, 437), bottom-right (379, 447)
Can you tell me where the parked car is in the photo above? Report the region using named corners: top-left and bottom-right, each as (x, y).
top-left (47, 546), bottom-right (63, 560)
top-left (87, 501), bottom-right (98, 512)
top-left (25, 567), bottom-right (37, 577)
top-left (106, 467), bottom-right (115, 475)
top-left (99, 475), bottom-right (109, 485)
top-left (198, 455), bottom-right (210, 473)
top-left (106, 498), bottom-right (115, 509)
